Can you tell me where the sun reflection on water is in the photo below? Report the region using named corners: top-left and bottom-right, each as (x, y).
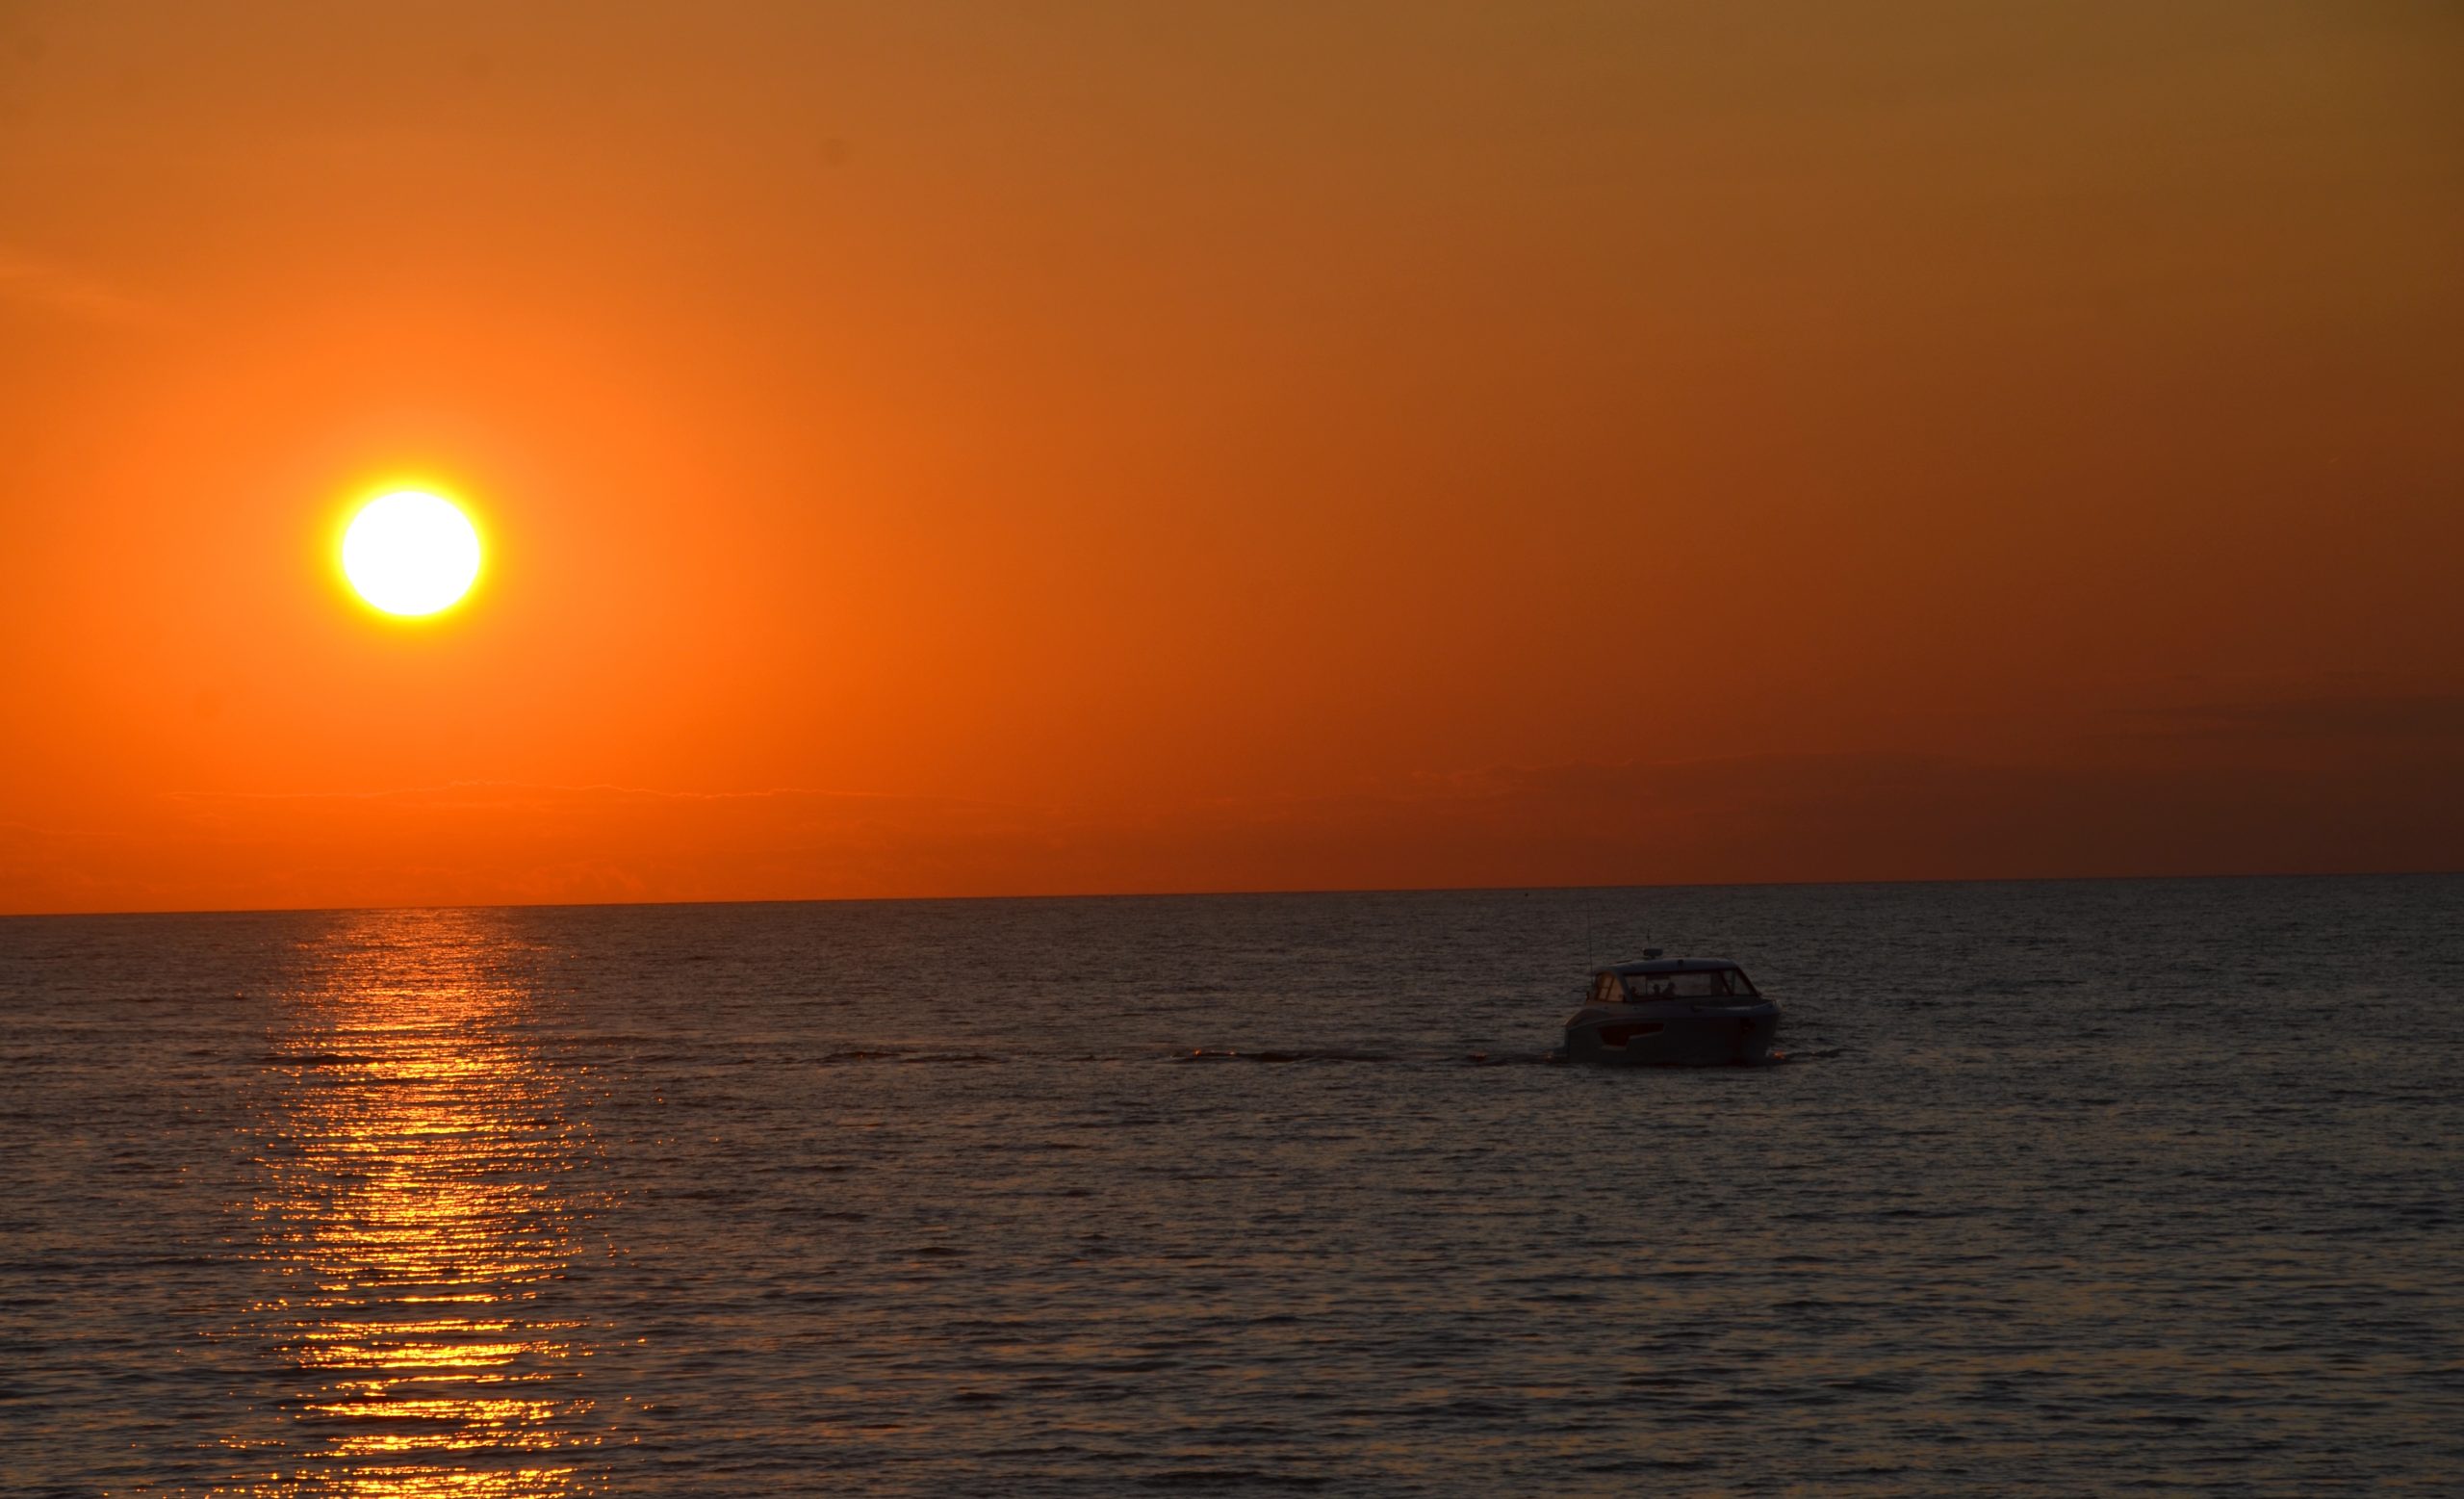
top-left (227, 911), bottom-right (611, 1496)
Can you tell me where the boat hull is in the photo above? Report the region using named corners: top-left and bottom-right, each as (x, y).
top-left (1562, 1000), bottom-right (1779, 1066)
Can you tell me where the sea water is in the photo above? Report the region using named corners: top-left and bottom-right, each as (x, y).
top-left (2, 875), bottom-right (2457, 1494)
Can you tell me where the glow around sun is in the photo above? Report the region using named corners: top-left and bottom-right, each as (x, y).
top-left (341, 490), bottom-right (483, 616)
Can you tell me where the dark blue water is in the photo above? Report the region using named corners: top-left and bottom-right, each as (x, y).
top-left (3, 876), bottom-right (2458, 1495)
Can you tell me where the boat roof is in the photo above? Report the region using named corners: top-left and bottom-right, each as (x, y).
top-left (1596, 957), bottom-right (1745, 977)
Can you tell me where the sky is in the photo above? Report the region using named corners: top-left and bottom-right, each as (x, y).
top-left (1, 0), bottom-right (2458, 914)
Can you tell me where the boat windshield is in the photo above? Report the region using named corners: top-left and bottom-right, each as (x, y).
top-left (1627, 969), bottom-right (1757, 999)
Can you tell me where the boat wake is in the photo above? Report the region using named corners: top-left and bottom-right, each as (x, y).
top-left (1172, 1047), bottom-right (1389, 1064)
top-left (797, 1044), bottom-right (1831, 1069)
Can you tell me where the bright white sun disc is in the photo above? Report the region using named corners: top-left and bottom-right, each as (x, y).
top-left (342, 491), bottom-right (482, 616)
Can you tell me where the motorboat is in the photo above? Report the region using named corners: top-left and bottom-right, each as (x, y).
top-left (1560, 951), bottom-right (1779, 1066)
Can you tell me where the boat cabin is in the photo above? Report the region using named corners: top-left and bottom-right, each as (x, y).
top-left (1587, 958), bottom-right (1759, 1004)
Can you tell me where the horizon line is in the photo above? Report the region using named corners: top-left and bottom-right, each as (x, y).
top-left (3, 865), bottom-right (2454, 922)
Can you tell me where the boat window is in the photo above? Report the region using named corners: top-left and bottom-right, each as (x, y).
top-left (1590, 972), bottom-right (1622, 1003)
top-left (1629, 969), bottom-right (1756, 998)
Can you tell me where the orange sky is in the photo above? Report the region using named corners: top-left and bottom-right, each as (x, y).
top-left (2, 1), bottom-right (2459, 913)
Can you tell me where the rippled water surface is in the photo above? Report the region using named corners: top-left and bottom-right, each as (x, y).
top-left (3, 876), bottom-right (2458, 1494)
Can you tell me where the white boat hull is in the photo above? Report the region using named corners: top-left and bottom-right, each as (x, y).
top-left (1562, 999), bottom-right (1779, 1066)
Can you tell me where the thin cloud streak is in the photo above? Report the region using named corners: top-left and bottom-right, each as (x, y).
top-left (0, 250), bottom-right (145, 323)
top-left (164, 780), bottom-right (1007, 808)
top-left (1, 738), bottom-right (2443, 915)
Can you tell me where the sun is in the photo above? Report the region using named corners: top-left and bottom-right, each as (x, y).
top-left (341, 490), bottom-right (483, 617)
